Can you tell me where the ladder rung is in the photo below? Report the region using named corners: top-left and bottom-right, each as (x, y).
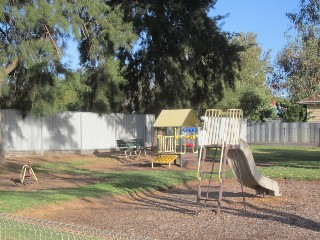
top-left (201, 171), bottom-right (218, 175)
top-left (197, 197), bottom-right (217, 202)
top-left (199, 192), bottom-right (217, 197)
top-left (199, 185), bottom-right (217, 188)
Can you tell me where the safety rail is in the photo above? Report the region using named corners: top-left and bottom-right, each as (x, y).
top-left (157, 135), bottom-right (187, 154)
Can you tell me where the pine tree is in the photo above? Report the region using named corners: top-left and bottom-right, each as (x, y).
top-left (0, 1), bottom-right (135, 163)
top-left (115, 0), bottom-right (243, 115)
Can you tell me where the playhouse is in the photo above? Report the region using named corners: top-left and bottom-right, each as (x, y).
top-left (152, 109), bottom-right (202, 168)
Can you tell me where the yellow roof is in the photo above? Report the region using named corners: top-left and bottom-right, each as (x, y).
top-left (153, 109), bottom-right (201, 127)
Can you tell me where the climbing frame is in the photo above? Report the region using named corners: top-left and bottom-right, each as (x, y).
top-left (196, 109), bottom-right (244, 214)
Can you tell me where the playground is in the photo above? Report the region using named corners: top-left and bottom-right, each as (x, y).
top-left (0, 150), bottom-right (319, 239)
top-left (0, 109), bottom-right (319, 239)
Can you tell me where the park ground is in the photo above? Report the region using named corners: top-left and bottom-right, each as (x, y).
top-left (0, 151), bottom-right (319, 239)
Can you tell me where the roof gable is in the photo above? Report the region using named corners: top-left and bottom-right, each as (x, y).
top-left (299, 96), bottom-right (320, 104)
top-left (153, 109), bottom-right (201, 127)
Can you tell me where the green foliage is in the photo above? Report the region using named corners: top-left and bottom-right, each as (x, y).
top-left (116, 0), bottom-right (243, 114)
top-left (232, 33), bottom-right (272, 90)
top-left (215, 33), bottom-right (274, 121)
top-left (80, 59), bottom-right (127, 113)
top-left (276, 100), bottom-right (308, 122)
top-left (215, 87), bottom-right (239, 111)
top-left (271, 0), bottom-right (320, 101)
top-left (286, 0), bottom-right (320, 34)
top-left (0, 61), bottom-right (83, 116)
top-left (239, 90), bottom-right (262, 120)
top-left (239, 90), bottom-right (275, 122)
top-left (0, 1), bottom-right (136, 115)
top-left (274, 35), bottom-right (320, 101)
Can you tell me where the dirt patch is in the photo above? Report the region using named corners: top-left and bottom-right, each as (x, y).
top-left (2, 152), bottom-right (320, 239)
top-left (0, 152), bottom-right (160, 191)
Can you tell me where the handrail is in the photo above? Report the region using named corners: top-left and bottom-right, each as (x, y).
top-left (157, 135), bottom-right (176, 153)
top-left (157, 135), bottom-right (188, 154)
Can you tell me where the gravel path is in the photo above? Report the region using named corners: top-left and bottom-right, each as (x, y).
top-left (20, 178), bottom-right (320, 240)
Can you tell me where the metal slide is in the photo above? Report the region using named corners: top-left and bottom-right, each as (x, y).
top-left (227, 138), bottom-right (281, 196)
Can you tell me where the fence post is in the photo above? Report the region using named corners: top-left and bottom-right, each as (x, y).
top-left (41, 117), bottom-right (44, 156)
top-left (80, 112), bottom-right (83, 155)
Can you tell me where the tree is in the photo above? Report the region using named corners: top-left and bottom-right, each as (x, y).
top-left (115, 0), bottom-right (243, 115)
top-left (271, 0), bottom-right (320, 101)
top-left (215, 32), bottom-right (274, 121)
top-left (286, 0), bottom-right (320, 33)
top-left (0, 1), bottom-right (135, 163)
top-left (77, 6), bottom-right (136, 113)
top-left (273, 32), bottom-right (320, 101)
top-left (277, 100), bottom-right (307, 122)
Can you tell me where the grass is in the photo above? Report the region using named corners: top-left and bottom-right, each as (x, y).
top-left (251, 145), bottom-right (320, 180)
top-left (0, 169), bottom-right (197, 213)
top-left (0, 145), bottom-right (319, 213)
top-left (0, 216), bottom-right (100, 240)
top-left (251, 145), bottom-right (320, 168)
top-left (205, 145), bottom-right (320, 181)
top-left (258, 166), bottom-right (320, 181)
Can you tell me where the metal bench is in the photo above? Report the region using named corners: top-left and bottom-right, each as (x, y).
top-left (116, 139), bottom-right (146, 157)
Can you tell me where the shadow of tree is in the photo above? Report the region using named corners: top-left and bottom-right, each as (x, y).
top-left (2, 110), bottom-right (155, 154)
top-left (222, 200), bottom-right (320, 232)
top-left (109, 181), bottom-right (320, 233)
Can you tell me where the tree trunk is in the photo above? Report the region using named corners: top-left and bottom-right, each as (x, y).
top-left (0, 111), bottom-right (4, 164)
top-left (0, 58), bottom-right (19, 164)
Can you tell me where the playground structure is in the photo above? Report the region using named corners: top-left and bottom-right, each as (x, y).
top-left (196, 109), bottom-right (280, 214)
top-left (20, 161), bottom-right (38, 184)
top-left (152, 109), bottom-right (201, 168)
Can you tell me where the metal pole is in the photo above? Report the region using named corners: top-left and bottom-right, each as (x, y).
top-left (41, 116), bottom-right (43, 156)
top-left (217, 144), bottom-right (228, 214)
top-left (80, 113), bottom-right (83, 155)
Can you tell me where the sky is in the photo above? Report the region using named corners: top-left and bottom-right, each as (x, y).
top-left (210, 0), bottom-right (300, 62)
top-left (64, 1), bottom-right (301, 70)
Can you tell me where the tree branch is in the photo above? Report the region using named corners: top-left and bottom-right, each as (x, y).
top-left (0, 27), bottom-right (6, 37)
top-left (4, 58), bottom-right (19, 75)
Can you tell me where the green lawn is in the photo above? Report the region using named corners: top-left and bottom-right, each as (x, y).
top-left (0, 145), bottom-right (319, 213)
top-left (251, 145), bottom-right (320, 180)
top-left (0, 169), bottom-right (197, 213)
top-left (251, 145), bottom-right (320, 168)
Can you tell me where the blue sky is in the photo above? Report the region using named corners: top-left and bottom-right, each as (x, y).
top-left (64, 1), bottom-right (300, 69)
top-left (211, 0), bottom-right (300, 62)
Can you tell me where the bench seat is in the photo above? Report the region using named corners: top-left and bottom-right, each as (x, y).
top-left (116, 139), bottom-right (146, 157)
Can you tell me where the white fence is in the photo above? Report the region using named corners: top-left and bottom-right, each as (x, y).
top-left (2, 109), bottom-right (319, 156)
top-left (247, 121), bottom-right (320, 146)
top-left (1, 110), bottom-right (155, 155)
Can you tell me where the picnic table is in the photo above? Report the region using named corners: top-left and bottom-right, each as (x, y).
top-left (116, 138), bottom-right (146, 157)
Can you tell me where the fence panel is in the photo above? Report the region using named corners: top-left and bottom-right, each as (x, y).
top-left (42, 112), bottom-right (81, 151)
top-left (1, 110), bottom-right (155, 154)
top-left (3, 110), bottom-right (318, 153)
top-left (2, 110), bottom-right (42, 151)
top-left (80, 112), bottom-right (116, 151)
top-left (247, 121), bottom-right (320, 146)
